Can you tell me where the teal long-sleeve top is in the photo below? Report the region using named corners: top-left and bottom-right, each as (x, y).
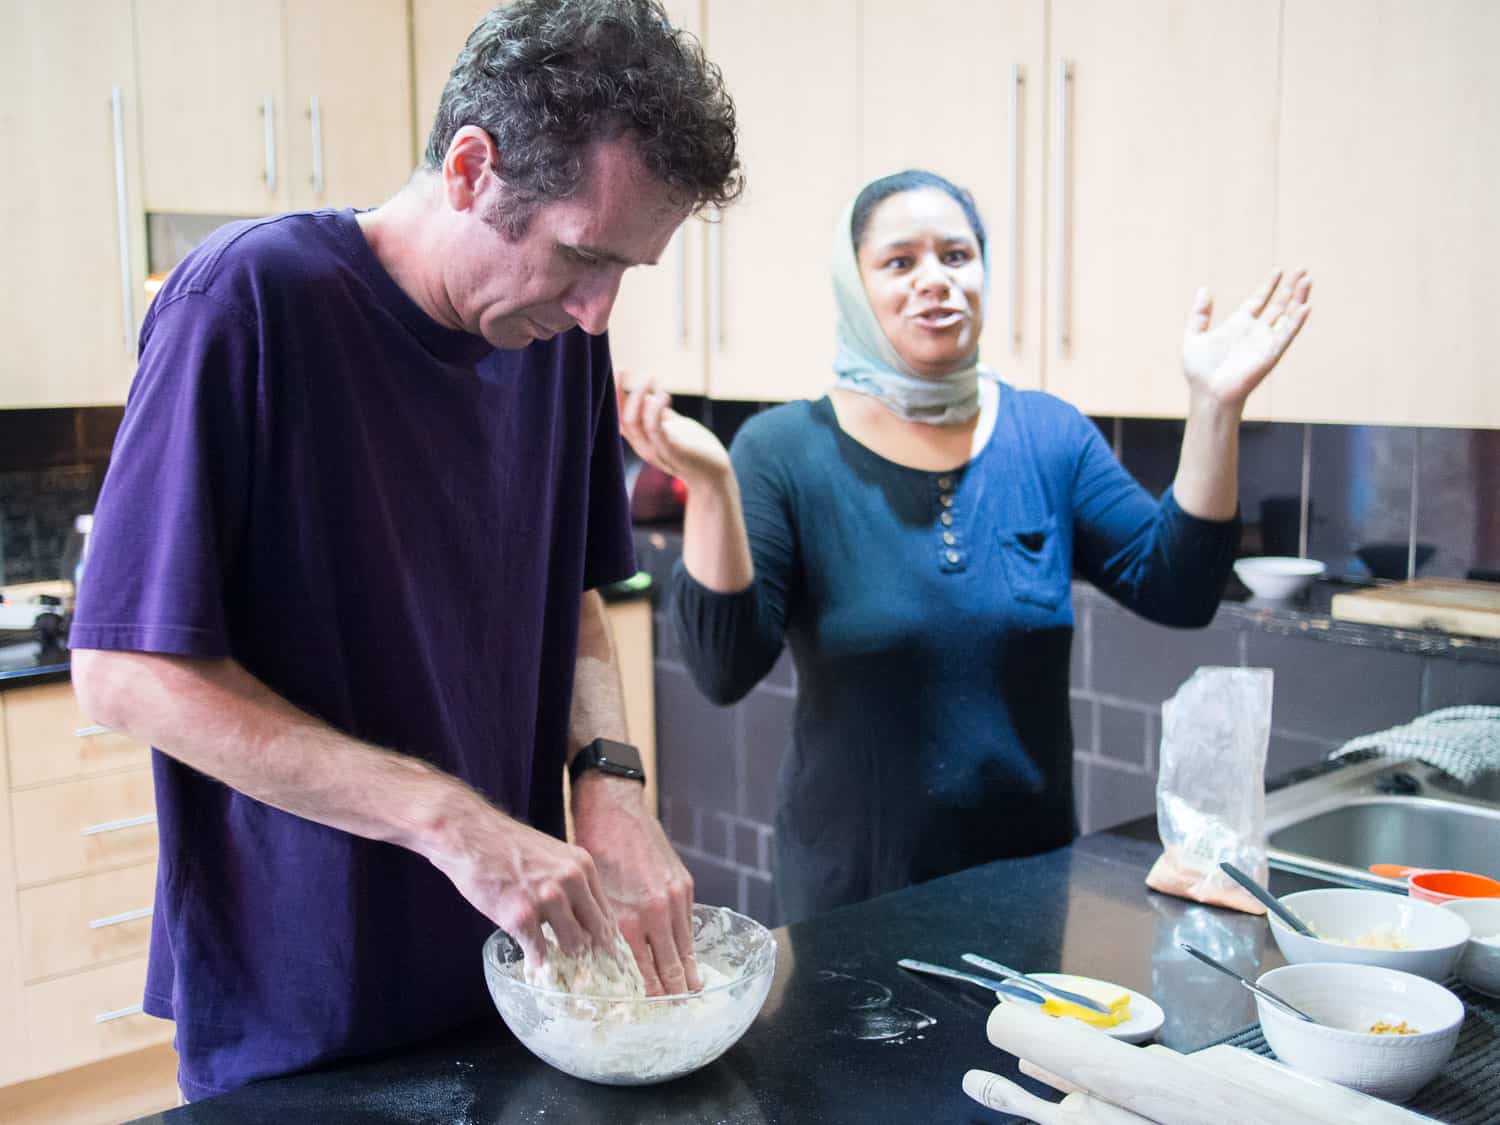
top-left (673, 385), bottom-right (1239, 924)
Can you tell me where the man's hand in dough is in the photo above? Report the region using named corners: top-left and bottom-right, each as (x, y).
top-left (571, 773), bottom-right (702, 996)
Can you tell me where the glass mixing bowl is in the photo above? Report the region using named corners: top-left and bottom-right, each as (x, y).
top-left (482, 903), bottom-right (777, 1085)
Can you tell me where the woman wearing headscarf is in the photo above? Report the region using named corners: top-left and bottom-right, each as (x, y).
top-left (619, 169), bottom-right (1311, 924)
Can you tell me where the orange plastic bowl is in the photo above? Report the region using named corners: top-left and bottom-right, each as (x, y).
top-left (1408, 870), bottom-right (1500, 905)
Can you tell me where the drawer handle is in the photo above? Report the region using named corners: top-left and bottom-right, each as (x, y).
top-left (80, 813), bottom-right (157, 837)
top-left (95, 1004), bottom-right (144, 1024)
top-left (89, 906), bottom-right (154, 930)
top-left (74, 724), bottom-right (113, 738)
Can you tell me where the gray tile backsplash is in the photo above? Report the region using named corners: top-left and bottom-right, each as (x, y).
top-left (1090, 606), bottom-right (1241, 703)
top-left (1108, 416), bottom-right (1500, 581)
top-left (1243, 631), bottom-right (1425, 742)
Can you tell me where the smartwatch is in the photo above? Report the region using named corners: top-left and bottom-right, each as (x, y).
top-left (568, 737), bottom-right (646, 784)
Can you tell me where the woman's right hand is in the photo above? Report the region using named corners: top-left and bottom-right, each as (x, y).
top-left (617, 370), bottom-right (731, 490)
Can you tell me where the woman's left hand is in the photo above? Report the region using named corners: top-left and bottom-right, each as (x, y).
top-left (1182, 267), bottom-right (1312, 410)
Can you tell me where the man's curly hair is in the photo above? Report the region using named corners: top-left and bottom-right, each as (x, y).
top-left (425, 0), bottom-right (742, 238)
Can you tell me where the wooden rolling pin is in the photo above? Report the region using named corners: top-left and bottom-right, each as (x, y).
top-left (962, 1069), bottom-right (1154, 1124)
top-left (1150, 1045), bottom-right (1434, 1125)
top-left (987, 1000), bottom-right (1321, 1125)
top-left (1021, 1048), bottom-right (1434, 1125)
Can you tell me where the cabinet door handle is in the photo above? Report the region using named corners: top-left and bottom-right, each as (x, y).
top-left (110, 86), bottom-right (135, 352)
top-left (74, 724), bottom-right (112, 738)
top-left (262, 94), bottom-right (277, 192)
top-left (95, 1004), bottom-right (144, 1024)
top-left (1052, 60), bottom-right (1073, 355)
top-left (707, 212), bottom-right (723, 354)
top-left (1007, 64), bottom-right (1024, 354)
top-left (309, 95), bottom-right (324, 196)
top-left (89, 906), bottom-right (154, 930)
top-left (674, 227), bottom-right (688, 344)
top-left (80, 813), bottom-right (157, 837)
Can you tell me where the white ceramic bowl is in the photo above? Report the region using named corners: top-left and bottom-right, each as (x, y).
top-left (1440, 897), bottom-right (1500, 998)
top-left (1255, 963), bottom-right (1463, 1102)
top-left (482, 904), bottom-right (776, 1085)
top-left (1268, 889), bottom-right (1471, 981)
top-left (1233, 556), bottom-right (1326, 599)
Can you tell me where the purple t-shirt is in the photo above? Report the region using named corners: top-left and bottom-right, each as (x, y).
top-left (70, 209), bottom-right (635, 1100)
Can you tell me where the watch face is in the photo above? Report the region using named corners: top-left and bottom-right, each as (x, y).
top-left (574, 738), bottom-right (645, 782)
top-left (595, 739), bottom-right (643, 773)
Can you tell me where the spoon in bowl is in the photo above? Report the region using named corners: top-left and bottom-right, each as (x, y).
top-left (1177, 942), bottom-right (1317, 1024)
top-left (1219, 861), bottom-right (1318, 937)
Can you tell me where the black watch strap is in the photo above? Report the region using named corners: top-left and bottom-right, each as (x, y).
top-left (568, 737), bottom-right (646, 784)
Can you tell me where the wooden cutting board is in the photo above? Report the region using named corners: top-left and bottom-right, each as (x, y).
top-left (1331, 578), bottom-right (1500, 639)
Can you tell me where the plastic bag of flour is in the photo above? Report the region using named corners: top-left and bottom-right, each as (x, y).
top-left (1145, 666), bottom-right (1274, 914)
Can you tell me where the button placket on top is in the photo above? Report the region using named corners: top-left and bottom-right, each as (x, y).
top-left (936, 473), bottom-right (965, 572)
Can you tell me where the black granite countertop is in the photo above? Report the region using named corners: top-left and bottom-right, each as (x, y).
top-left (0, 639), bottom-right (69, 690)
top-left (130, 827), bottom-right (1341, 1125)
top-left (1078, 577), bottom-right (1500, 665)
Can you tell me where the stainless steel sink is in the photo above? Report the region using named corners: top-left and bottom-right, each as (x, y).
top-left (1265, 757), bottom-right (1500, 888)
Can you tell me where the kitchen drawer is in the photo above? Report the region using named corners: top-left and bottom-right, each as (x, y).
top-left (19, 861), bottom-right (157, 983)
top-left (11, 769), bottom-right (157, 886)
top-left (23, 956), bottom-right (171, 1080)
top-left (4, 681), bottom-right (150, 788)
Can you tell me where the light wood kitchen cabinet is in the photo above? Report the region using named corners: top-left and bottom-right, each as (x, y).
top-left (23, 957), bottom-right (171, 1081)
top-left (5, 681), bottom-right (150, 789)
top-left (0, 698), bottom-right (26, 1085)
top-left (411, 0), bottom-right (496, 154)
top-left (1269, 0), bottom-right (1500, 428)
top-left (1044, 0), bottom-right (1281, 419)
top-left (604, 0), bottom-right (710, 397)
top-left (282, 0), bottom-right (414, 210)
top-left (700, 0), bottom-right (859, 402)
top-left (859, 0), bottom-right (1047, 392)
top-left (0, 682), bottom-right (170, 1105)
top-left (136, 0), bottom-right (413, 215)
top-left (135, 0), bottom-right (285, 216)
top-left (12, 769), bottom-right (158, 888)
top-left (19, 863), bottom-right (156, 984)
top-left (0, 0), bottom-right (146, 408)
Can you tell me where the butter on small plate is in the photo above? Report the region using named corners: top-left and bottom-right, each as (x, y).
top-left (1026, 973), bottom-right (1165, 1044)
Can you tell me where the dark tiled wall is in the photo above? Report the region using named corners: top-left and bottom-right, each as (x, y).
top-left (0, 408), bottom-right (123, 585)
top-left (1113, 418), bottom-right (1500, 581)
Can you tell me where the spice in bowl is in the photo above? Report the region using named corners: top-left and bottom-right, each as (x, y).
top-left (1367, 1019), bottom-right (1419, 1036)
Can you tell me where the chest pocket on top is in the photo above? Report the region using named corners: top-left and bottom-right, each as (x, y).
top-left (997, 514), bottom-right (1067, 611)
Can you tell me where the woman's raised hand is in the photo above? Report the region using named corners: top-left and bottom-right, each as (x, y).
top-left (616, 370), bottom-right (731, 490)
top-left (1181, 268), bottom-right (1312, 410)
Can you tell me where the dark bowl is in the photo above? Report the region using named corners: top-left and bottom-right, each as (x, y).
top-left (1355, 542), bottom-right (1437, 581)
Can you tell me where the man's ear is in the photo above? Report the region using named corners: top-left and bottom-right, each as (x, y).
top-left (442, 126), bottom-right (500, 213)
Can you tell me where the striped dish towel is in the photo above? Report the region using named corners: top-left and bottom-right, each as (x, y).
top-left (1331, 706), bottom-right (1500, 786)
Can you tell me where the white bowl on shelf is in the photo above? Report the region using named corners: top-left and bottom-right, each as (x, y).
top-left (1268, 889), bottom-right (1471, 982)
top-left (1233, 556), bottom-right (1326, 600)
top-left (1440, 897), bottom-right (1500, 997)
top-left (1255, 962), bottom-right (1464, 1102)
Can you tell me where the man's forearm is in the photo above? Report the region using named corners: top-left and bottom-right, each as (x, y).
top-left (567, 589), bottom-right (630, 759)
top-left (70, 648), bottom-right (489, 860)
